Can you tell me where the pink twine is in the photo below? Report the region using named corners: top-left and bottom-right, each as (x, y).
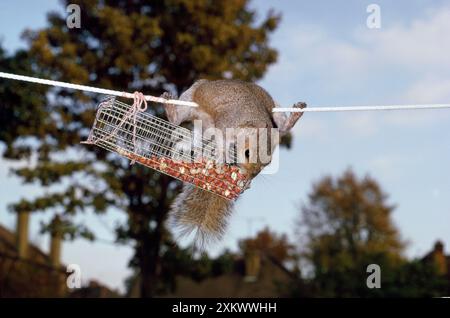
top-left (82, 92), bottom-right (147, 166)
top-left (128, 92), bottom-right (147, 164)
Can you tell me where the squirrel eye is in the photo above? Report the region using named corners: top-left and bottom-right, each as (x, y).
top-left (244, 149), bottom-right (250, 159)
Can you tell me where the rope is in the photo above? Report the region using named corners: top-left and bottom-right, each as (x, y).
top-left (2, 71), bottom-right (450, 113)
top-left (0, 71), bottom-right (198, 107)
top-left (274, 104), bottom-right (450, 113)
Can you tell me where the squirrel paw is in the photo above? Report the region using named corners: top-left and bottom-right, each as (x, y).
top-left (161, 91), bottom-right (177, 100)
top-left (280, 102), bottom-right (307, 132)
top-left (291, 102), bottom-right (307, 120)
top-left (160, 92), bottom-right (179, 124)
top-left (293, 101), bottom-right (307, 110)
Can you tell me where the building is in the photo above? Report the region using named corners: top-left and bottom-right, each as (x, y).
top-left (422, 240), bottom-right (450, 281)
top-left (127, 250), bottom-right (299, 298)
top-left (0, 212), bottom-right (120, 297)
top-left (167, 252), bottom-right (298, 298)
top-left (0, 212), bottom-right (67, 297)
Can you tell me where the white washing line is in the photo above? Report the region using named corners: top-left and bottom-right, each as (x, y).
top-left (0, 71), bottom-right (198, 107)
top-left (1, 71), bottom-right (450, 113)
top-left (273, 104), bottom-right (450, 112)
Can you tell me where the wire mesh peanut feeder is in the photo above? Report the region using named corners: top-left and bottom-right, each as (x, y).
top-left (82, 96), bottom-right (249, 200)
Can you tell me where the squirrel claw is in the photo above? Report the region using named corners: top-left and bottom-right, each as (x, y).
top-left (279, 102), bottom-right (307, 133)
top-left (161, 92), bottom-right (179, 124)
top-left (294, 102), bottom-right (307, 110)
top-left (161, 91), bottom-right (176, 101)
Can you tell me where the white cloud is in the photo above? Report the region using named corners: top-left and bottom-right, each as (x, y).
top-left (402, 78), bottom-right (450, 103)
top-left (367, 153), bottom-right (417, 181)
top-left (357, 8), bottom-right (450, 75)
top-left (292, 115), bottom-right (330, 140)
top-left (270, 26), bottom-right (370, 86)
top-left (381, 77), bottom-right (450, 126)
top-left (266, 5), bottom-right (450, 104)
top-left (340, 113), bottom-right (379, 137)
top-left (265, 5), bottom-right (450, 136)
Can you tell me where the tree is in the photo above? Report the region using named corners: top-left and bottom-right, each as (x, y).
top-left (238, 227), bottom-right (309, 296)
top-left (0, 46), bottom-right (50, 159)
top-left (239, 227), bottom-right (297, 265)
top-left (296, 169), bottom-right (406, 297)
top-left (2, 0), bottom-right (281, 297)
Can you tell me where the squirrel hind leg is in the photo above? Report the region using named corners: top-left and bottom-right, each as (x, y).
top-left (168, 184), bottom-right (234, 249)
top-left (160, 92), bottom-right (184, 125)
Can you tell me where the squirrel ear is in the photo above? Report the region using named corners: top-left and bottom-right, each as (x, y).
top-left (272, 102), bottom-right (307, 136)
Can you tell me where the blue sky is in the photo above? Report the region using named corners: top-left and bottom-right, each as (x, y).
top-left (1, 0), bottom-right (450, 292)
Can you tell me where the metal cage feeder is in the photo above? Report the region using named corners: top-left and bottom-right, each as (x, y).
top-left (83, 97), bottom-right (249, 200)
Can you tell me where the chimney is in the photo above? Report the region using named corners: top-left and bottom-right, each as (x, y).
top-left (432, 240), bottom-right (447, 275)
top-left (16, 211), bottom-right (30, 258)
top-left (434, 241), bottom-right (444, 253)
top-left (49, 215), bottom-right (63, 268)
top-left (244, 250), bottom-right (261, 283)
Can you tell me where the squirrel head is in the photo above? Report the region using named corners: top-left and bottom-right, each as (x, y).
top-left (229, 99), bottom-right (306, 180)
top-left (229, 120), bottom-right (277, 179)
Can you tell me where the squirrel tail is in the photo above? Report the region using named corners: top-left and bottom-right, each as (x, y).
top-left (169, 184), bottom-right (234, 248)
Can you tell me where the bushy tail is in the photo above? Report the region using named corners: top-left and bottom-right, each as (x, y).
top-left (169, 184), bottom-right (234, 248)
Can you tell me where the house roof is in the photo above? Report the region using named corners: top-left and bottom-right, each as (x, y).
top-left (0, 223), bottom-right (52, 266)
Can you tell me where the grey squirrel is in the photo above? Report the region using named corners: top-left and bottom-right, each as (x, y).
top-left (161, 79), bottom-right (306, 246)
